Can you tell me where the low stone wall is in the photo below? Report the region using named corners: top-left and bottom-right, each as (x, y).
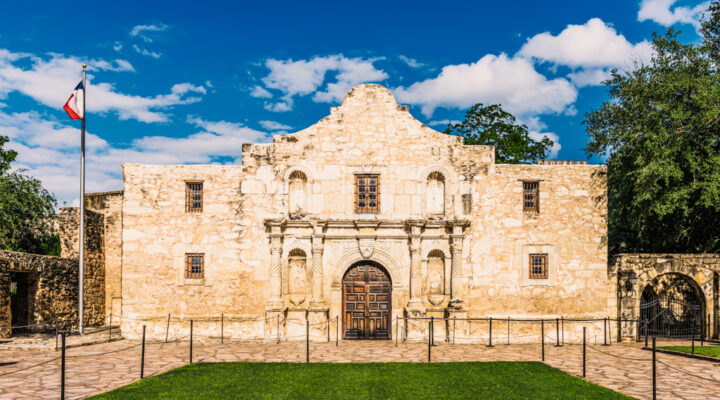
top-left (0, 208), bottom-right (106, 338)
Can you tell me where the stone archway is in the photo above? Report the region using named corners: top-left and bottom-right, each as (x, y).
top-left (639, 273), bottom-right (706, 338)
top-left (613, 254), bottom-right (719, 340)
top-left (341, 261), bottom-right (392, 340)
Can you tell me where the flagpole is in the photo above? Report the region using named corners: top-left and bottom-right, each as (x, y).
top-left (79, 64), bottom-right (86, 335)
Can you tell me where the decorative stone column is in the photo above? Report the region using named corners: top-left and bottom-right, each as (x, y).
top-left (307, 221), bottom-right (328, 341)
top-left (446, 221), bottom-right (468, 341)
top-left (449, 223), bottom-right (465, 308)
top-left (405, 221), bottom-right (426, 341)
top-left (265, 220), bottom-right (285, 341)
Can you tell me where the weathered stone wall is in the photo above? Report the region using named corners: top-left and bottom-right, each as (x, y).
top-left (0, 249), bottom-right (104, 337)
top-left (85, 191), bottom-right (123, 322)
top-left (611, 254), bottom-right (720, 339)
top-left (58, 207), bottom-right (106, 327)
top-left (119, 84), bottom-right (609, 342)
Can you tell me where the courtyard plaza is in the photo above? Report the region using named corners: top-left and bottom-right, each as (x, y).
top-left (1, 338), bottom-right (719, 399)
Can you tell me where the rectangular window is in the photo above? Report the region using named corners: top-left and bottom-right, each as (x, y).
top-left (186, 182), bottom-right (203, 213)
top-left (529, 254), bottom-right (548, 279)
top-left (185, 253), bottom-right (204, 279)
top-left (523, 181), bottom-right (539, 212)
top-left (355, 174), bottom-right (380, 213)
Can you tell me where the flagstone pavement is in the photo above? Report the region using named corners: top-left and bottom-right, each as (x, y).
top-left (1, 338), bottom-right (719, 399)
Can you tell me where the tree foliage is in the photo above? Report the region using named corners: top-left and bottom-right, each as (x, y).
top-left (0, 135), bottom-right (59, 255)
top-left (584, 3), bottom-right (720, 254)
top-left (444, 103), bottom-right (554, 164)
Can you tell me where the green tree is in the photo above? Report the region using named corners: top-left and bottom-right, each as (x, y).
top-left (0, 135), bottom-right (60, 255)
top-left (444, 103), bottom-right (554, 164)
top-left (0, 135), bottom-right (18, 175)
top-left (584, 3), bottom-right (720, 254)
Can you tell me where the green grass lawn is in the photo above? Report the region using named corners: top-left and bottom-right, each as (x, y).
top-left (89, 362), bottom-right (632, 400)
top-left (659, 345), bottom-right (720, 358)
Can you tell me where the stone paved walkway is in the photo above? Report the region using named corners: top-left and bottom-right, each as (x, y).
top-left (1, 338), bottom-right (719, 399)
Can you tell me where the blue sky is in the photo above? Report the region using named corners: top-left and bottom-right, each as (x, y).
top-left (0, 0), bottom-right (710, 204)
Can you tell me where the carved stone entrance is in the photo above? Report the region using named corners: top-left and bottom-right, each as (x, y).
top-left (342, 262), bottom-right (391, 339)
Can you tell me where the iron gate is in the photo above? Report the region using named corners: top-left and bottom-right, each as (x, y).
top-left (639, 296), bottom-right (703, 339)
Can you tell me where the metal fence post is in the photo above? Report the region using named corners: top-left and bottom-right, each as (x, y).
top-left (692, 326), bottom-right (695, 354)
top-left (221, 313), bottom-right (224, 344)
top-left (541, 319), bottom-right (545, 361)
top-left (60, 332), bottom-right (66, 400)
top-left (487, 317), bottom-right (494, 347)
top-left (700, 318), bottom-right (704, 347)
top-left (453, 316), bottom-right (457, 345)
top-left (395, 316), bottom-right (399, 347)
top-left (430, 316), bottom-right (434, 346)
top-left (561, 316), bottom-right (564, 346)
top-left (652, 336), bottom-right (656, 400)
top-left (189, 319), bottom-right (193, 364)
top-left (507, 317), bottom-right (510, 345)
top-left (141, 325), bottom-right (146, 378)
top-left (582, 327), bottom-right (586, 378)
top-left (617, 316), bottom-right (621, 342)
top-left (645, 319), bottom-right (649, 348)
top-left (165, 313), bottom-right (170, 343)
top-left (306, 319), bottom-right (309, 363)
top-left (603, 317), bottom-right (608, 346)
top-left (555, 317), bottom-right (560, 347)
top-left (428, 319), bottom-right (432, 363)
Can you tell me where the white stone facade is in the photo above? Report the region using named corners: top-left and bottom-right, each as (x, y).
top-left (117, 84), bottom-right (610, 342)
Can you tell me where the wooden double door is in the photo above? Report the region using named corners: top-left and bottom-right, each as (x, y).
top-left (342, 263), bottom-right (391, 339)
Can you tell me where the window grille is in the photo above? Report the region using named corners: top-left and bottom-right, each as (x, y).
top-left (185, 254), bottom-right (204, 279)
top-left (529, 254), bottom-right (548, 279)
top-left (355, 174), bottom-right (380, 213)
top-left (186, 182), bottom-right (203, 213)
top-left (523, 181), bottom-right (539, 212)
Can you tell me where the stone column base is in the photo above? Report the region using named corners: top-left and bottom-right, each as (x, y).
top-left (286, 308), bottom-right (307, 341)
top-left (307, 306), bottom-right (329, 342)
top-left (446, 309), bottom-right (468, 344)
top-left (404, 304), bottom-right (427, 342)
top-left (265, 307), bottom-right (286, 343)
top-left (427, 308), bottom-right (447, 343)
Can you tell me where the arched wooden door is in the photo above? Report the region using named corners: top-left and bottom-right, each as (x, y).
top-left (342, 262), bottom-right (391, 339)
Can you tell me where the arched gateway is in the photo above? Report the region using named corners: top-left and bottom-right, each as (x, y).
top-left (342, 261), bottom-right (391, 339)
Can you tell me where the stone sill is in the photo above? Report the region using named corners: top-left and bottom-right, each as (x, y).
top-left (180, 278), bottom-right (206, 286)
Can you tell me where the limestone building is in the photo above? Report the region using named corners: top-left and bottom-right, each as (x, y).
top-left (106, 84), bottom-right (610, 342)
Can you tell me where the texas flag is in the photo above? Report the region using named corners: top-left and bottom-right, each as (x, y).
top-left (63, 81), bottom-right (84, 120)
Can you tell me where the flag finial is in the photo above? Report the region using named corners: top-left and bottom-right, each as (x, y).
top-left (82, 64), bottom-right (87, 69)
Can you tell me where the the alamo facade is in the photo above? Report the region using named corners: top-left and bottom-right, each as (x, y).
top-left (101, 83), bottom-right (611, 342)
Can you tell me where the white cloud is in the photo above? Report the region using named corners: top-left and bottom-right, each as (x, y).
top-left (567, 68), bottom-right (612, 87)
top-left (130, 23), bottom-right (169, 42)
top-left (3, 110), bottom-right (269, 204)
top-left (259, 120), bottom-right (293, 131)
top-left (528, 131), bottom-right (561, 159)
top-left (638, 0), bottom-right (709, 28)
top-left (399, 55), bottom-right (425, 68)
top-left (132, 45), bottom-right (162, 59)
top-left (393, 54), bottom-right (577, 117)
top-left (113, 42), bottom-right (123, 52)
top-left (427, 119), bottom-right (460, 126)
top-left (518, 18), bottom-right (654, 69)
top-left (0, 49), bottom-right (205, 123)
top-left (250, 85), bottom-right (272, 98)
top-left (257, 54), bottom-right (388, 110)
